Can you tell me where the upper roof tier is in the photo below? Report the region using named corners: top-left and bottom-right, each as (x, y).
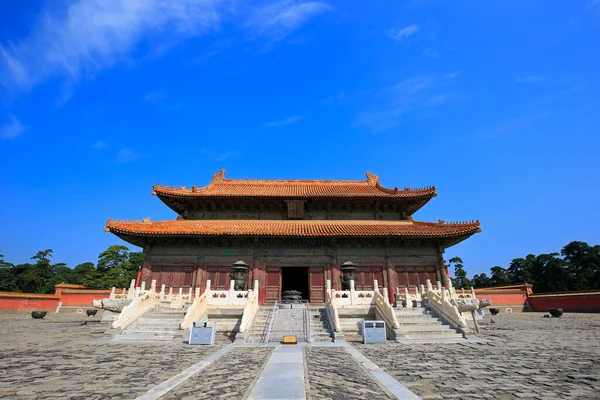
top-left (152, 170), bottom-right (437, 200)
top-left (105, 218), bottom-right (480, 248)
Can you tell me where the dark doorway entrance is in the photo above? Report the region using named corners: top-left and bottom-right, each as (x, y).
top-left (281, 267), bottom-right (309, 300)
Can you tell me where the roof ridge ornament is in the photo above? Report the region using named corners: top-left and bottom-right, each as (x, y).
top-left (365, 171), bottom-right (379, 186)
top-left (213, 169), bottom-right (226, 183)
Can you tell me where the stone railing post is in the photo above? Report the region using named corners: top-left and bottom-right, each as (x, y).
top-left (254, 279), bottom-right (259, 293)
top-left (228, 280), bottom-right (235, 305)
top-left (206, 279), bottom-right (211, 292)
top-left (188, 287), bottom-right (192, 298)
top-left (382, 287), bottom-right (389, 305)
top-left (150, 280), bottom-right (157, 292)
top-left (141, 281), bottom-right (146, 292)
top-left (127, 279), bottom-right (136, 300)
top-left (350, 279), bottom-right (356, 305)
top-left (373, 279), bottom-right (379, 293)
top-left (405, 287), bottom-right (412, 308)
top-left (427, 279), bottom-right (433, 292)
top-left (326, 279), bottom-right (331, 294)
top-left (195, 287), bottom-right (200, 298)
top-left (436, 281), bottom-right (442, 291)
top-left (160, 284), bottom-right (166, 301)
top-left (471, 287), bottom-right (477, 299)
top-left (110, 287), bottom-right (116, 300)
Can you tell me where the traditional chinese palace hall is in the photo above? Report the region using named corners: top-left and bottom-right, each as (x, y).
top-left (105, 171), bottom-right (481, 305)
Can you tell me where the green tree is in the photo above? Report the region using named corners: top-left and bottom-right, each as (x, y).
top-left (561, 241), bottom-right (600, 290)
top-left (86, 245), bottom-right (145, 288)
top-left (490, 266), bottom-right (510, 286)
top-left (471, 272), bottom-right (492, 288)
top-left (531, 253), bottom-right (570, 292)
top-left (507, 254), bottom-right (535, 284)
top-left (0, 253), bottom-right (17, 291)
top-left (72, 262), bottom-right (96, 285)
top-left (449, 257), bottom-right (471, 289)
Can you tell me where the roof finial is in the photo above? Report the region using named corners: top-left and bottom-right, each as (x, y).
top-left (213, 169), bottom-right (226, 183)
top-left (365, 171), bottom-right (379, 186)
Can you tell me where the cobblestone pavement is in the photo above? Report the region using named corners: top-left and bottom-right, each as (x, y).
top-left (353, 312), bottom-right (600, 400)
top-left (162, 347), bottom-right (273, 399)
top-left (304, 346), bottom-right (394, 400)
top-left (0, 313), bottom-right (226, 399)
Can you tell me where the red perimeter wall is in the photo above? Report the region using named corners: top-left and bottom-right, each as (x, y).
top-left (0, 289), bottom-right (111, 311)
top-left (0, 293), bottom-right (60, 311)
top-left (527, 291), bottom-right (600, 312)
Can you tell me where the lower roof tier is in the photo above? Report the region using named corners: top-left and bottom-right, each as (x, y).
top-left (105, 218), bottom-right (481, 247)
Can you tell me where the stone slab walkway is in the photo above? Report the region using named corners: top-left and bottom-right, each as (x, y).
top-left (248, 346), bottom-right (307, 400)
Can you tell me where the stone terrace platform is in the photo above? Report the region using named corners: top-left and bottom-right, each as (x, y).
top-left (0, 312), bottom-right (599, 399)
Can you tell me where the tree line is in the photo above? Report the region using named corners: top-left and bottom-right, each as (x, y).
top-left (450, 241), bottom-right (600, 292)
top-left (0, 245), bottom-right (144, 294)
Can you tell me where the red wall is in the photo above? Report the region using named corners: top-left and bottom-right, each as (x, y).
top-left (475, 291), bottom-right (529, 307)
top-left (0, 293), bottom-right (60, 311)
top-left (528, 291), bottom-right (600, 312)
top-left (60, 290), bottom-right (111, 307)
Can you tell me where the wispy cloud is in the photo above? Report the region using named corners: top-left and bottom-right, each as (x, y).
top-left (91, 140), bottom-right (109, 149)
top-left (355, 74), bottom-right (461, 132)
top-left (244, 0), bottom-right (330, 43)
top-left (116, 147), bottom-right (147, 163)
top-left (421, 48), bottom-right (440, 58)
top-left (516, 75), bottom-right (544, 83)
top-left (388, 25), bottom-right (419, 41)
top-left (215, 150), bottom-right (237, 161)
top-left (0, 0), bottom-right (226, 93)
top-left (143, 91), bottom-right (167, 101)
top-left (1, 1), bottom-right (331, 96)
top-left (264, 115), bottom-right (303, 128)
top-left (0, 115), bottom-right (27, 139)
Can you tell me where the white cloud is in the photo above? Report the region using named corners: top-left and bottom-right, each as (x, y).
top-left (116, 146), bottom-right (147, 163)
top-left (0, 0), bottom-right (227, 93)
top-left (244, 1), bottom-right (330, 43)
top-left (1, 0), bottom-right (331, 95)
top-left (264, 115), bottom-right (303, 128)
top-left (421, 48), bottom-right (440, 58)
top-left (91, 140), bottom-right (109, 149)
top-left (215, 150), bottom-right (237, 161)
top-left (0, 115), bottom-right (27, 139)
top-left (516, 75), bottom-right (544, 83)
top-left (143, 91), bottom-right (167, 101)
top-left (388, 24), bottom-right (419, 41)
top-left (355, 74), bottom-right (460, 132)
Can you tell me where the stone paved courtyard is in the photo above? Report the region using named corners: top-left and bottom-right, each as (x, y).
top-left (352, 312), bottom-right (600, 399)
top-left (0, 311), bottom-right (599, 399)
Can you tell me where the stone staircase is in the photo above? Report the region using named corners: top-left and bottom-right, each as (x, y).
top-left (394, 307), bottom-right (464, 342)
top-left (309, 308), bottom-right (334, 343)
top-left (337, 308), bottom-right (375, 342)
top-left (112, 303), bottom-right (188, 343)
top-left (245, 307), bottom-right (273, 343)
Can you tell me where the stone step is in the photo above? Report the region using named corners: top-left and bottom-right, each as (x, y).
top-left (396, 319), bottom-right (442, 325)
top-left (135, 319), bottom-right (181, 326)
top-left (121, 329), bottom-right (180, 336)
top-left (403, 332), bottom-right (463, 340)
top-left (113, 334), bottom-right (174, 342)
top-left (398, 325), bottom-right (455, 333)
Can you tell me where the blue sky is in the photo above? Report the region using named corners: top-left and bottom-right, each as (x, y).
top-left (1, 0), bottom-right (599, 278)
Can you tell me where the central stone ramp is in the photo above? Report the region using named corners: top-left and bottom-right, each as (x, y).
top-left (268, 307), bottom-right (306, 343)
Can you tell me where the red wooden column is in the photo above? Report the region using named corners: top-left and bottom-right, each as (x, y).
top-left (331, 263), bottom-right (341, 290)
top-left (385, 261), bottom-right (396, 303)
